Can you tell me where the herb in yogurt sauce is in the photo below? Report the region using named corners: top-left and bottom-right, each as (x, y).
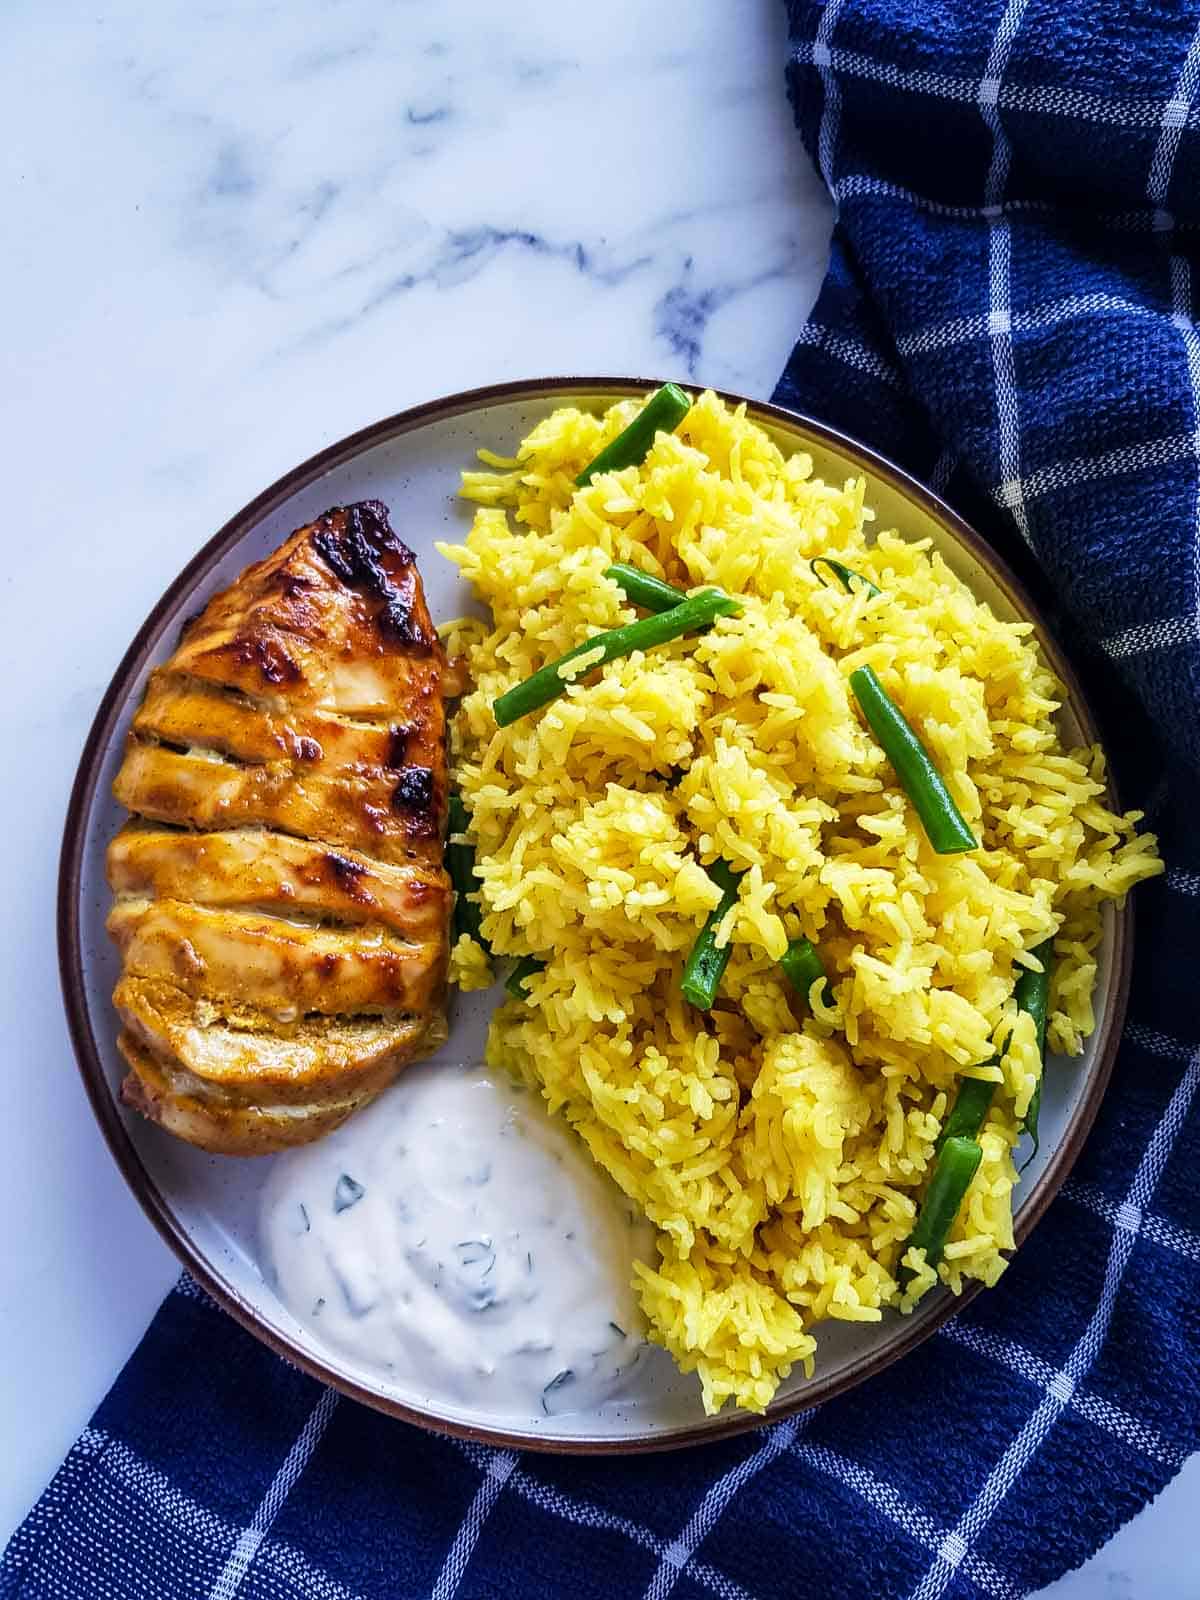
top-left (542, 1368), bottom-right (576, 1414)
top-left (456, 1237), bottom-right (496, 1273)
top-left (333, 1174), bottom-right (365, 1213)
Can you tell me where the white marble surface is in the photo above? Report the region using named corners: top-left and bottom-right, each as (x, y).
top-left (0, 0), bottom-right (1193, 1591)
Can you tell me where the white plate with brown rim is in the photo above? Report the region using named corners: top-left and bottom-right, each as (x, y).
top-left (58, 378), bottom-right (1130, 1453)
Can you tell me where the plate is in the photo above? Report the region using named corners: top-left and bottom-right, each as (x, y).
top-left (59, 378), bottom-right (1130, 1452)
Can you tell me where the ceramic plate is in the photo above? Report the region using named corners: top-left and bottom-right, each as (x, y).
top-left (59, 378), bottom-right (1130, 1452)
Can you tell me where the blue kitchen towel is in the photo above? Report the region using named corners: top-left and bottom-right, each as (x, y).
top-left (6, 2), bottom-right (1200, 1596)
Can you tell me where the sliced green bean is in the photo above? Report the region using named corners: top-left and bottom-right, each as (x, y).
top-left (900, 1136), bottom-right (983, 1286)
top-left (576, 384), bottom-right (692, 486)
top-left (506, 955), bottom-right (546, 1001)
top-left (680, 861), bottom-right (743, 1011)
top-left (1016, 938), bottom-right (1054, 1164)
top-left (493, 588), bottom-right (740, 727)
top-left (811, 557), bottom-right (882, 598)
top-left (935, 1074), bottom-right (996, 1155)
top-left (779, 937), bottom-right (833, 1010)
top-left (605, 563), bottom-right (689, 614)
top-left (849, 665), bottom-right (978, 855)
top-left (446, 794), bottom-right (490, 954)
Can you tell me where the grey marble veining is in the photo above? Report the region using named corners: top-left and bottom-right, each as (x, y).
top-left (0, 0), bottom-right (1192, 1589)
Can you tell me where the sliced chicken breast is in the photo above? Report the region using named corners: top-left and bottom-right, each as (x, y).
top-left (107, 500), bottom-right (455, 1155)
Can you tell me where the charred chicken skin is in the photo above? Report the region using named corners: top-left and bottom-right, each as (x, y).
top-left (107, 500), bottom-right (453, 1154)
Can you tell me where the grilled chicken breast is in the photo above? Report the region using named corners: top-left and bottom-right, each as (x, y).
top-left (107, 500), bottom-right (453, 1154)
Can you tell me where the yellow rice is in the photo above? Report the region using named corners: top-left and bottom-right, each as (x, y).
top-left (439, 389), bottom-right (1162, 1415)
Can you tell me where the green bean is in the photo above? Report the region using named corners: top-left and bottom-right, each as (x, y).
top-left (935, 1075), bottom-right (996, 1154)
top-left (493, 588), bottom-right (740, 727)
top-left (811, 557), bottom-right (882, 598)
top-left (899, 1136), bottom-right (983, 1285)
top-left (1016, 938), bottom-right (1054, 1163)
top-left (575, 384), bottom-right (692, 486)
top-left (680, 861), bottom-right (743, 1011)
top-left (779, 937), bottom-right (832, 1010)
top-left (605, 563), bottom-right (689, 614)
top-left (506, 955), bottom-right (546, 1001)
top-left (446, 794), bottom-right (490, 954)
top-left (849, 665), bottom-right (978, 855)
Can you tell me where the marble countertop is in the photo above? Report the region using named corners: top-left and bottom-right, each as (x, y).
top-left (2, 0), bottom-right (1194, 1591)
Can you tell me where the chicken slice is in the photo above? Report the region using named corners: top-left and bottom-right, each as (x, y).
top-left (171, 501), bottom-right (441, 718)
top-left (115, 974), bottom-right (441, 1107)
top-left (117, 1031), bottom-right (382, 1156)
top-left (108, 824), bottom-right (448, 939)
top-left (108, 897), bottom-right (443, 1018)
top-left (132, 671), bottom-right (443, 779)
top-left (114, 743), bottom-right (437, 868)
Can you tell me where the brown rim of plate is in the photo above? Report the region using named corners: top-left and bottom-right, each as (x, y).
top-left (58, 376), bottom-right (1132, 1455)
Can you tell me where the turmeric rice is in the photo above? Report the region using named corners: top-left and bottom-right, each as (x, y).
top-left (439, 389), bottom-right (1161, 1415)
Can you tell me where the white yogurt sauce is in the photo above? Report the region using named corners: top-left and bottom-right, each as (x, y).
top-left (259, 1062), bottom-right (653, 1419)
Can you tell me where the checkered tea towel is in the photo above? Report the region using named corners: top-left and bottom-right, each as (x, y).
top-left (4, 3), bottom-right (1198, 1596)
